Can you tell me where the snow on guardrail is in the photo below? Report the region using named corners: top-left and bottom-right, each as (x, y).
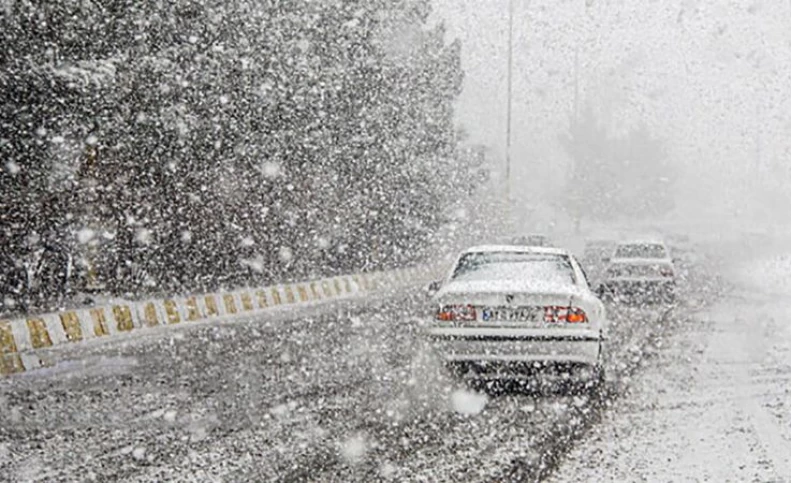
top-left (0, 265), bottom-right (441, 376)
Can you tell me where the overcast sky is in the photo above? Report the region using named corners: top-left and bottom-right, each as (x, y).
top-left (432, 0), bottom-right (791, 224)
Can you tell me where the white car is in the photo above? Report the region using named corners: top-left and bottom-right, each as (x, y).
top-left (424, 245), bottom-right (607, 392)
top-left (610, 239), bottom-right (672, 261)
top-left (598, 239), bottom-right (676, 304)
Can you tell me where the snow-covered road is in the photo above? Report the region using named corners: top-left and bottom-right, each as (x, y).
top-left (0, 248), bottom-right (722, 482)
top-left (549, 251), bottom-right (791, 482)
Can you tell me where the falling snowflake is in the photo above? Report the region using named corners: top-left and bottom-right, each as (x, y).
top-left (240, 255), bottom-right (265, 273)
top-left (260, 161), bottom-right (281, 179)
top-left (338, 433), bottom-right (367, 465)
top-left (453, 207), bottom-right (468, 221)
top-left (278, 246), bottom-right (293, 262)
top-left (132, 446), bottom-right (146, 460)
top-left (135, 228), bottom-right (153, 245)
top-left (520, 402), bottom-right (536, 413)
top-left (163, 410), bottom-right (178, 423)
top-left (4, 161), bottom-right (20, 175)
top-left (379, 461), bottom-right (397, 479)
top-left (450, 389), bottom-right (487, 416)
top-left (316, 236), bottom-right (330, 249)
top-left (271, 400), bottom-right (298, 417)
top-left (270, 403), bottom-right (290, 417)
top-left (77, 228), bottom-right (96, 244)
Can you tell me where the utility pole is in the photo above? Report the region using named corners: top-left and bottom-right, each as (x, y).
top-left (573, 47), bottom-right (580, 129)
top-left (571, 46), bottom-right (581, 234)
top-left (755, 98), bottom-right (762, 178)
top-left (505, 0), bottom-right (514, 226)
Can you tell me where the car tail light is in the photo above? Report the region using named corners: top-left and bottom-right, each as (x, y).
top-left (660, 266), bottom-right (674, 277)
top-left (436, 304), bottom-right (477, 321)
top-left (566, 308), bottom-right (588, 323)
top-left (544, 306), bottom-right (588, 324)
top-left (544, 306), bottom-right (565, 323)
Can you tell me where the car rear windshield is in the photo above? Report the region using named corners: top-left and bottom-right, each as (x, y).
top-left (451, 252), bottom-right (575, 284)
top-left (614, 243), bottom-right (667, 259)
top-left (607, 264), bottom-right (670, 278)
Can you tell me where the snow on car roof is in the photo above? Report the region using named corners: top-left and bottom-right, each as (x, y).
top-left (609, 257), bottom-right (673, 265)
top-left (462, 245), bottom-right (568, 256)
top-left (615, 238), bottom-right (667, 246)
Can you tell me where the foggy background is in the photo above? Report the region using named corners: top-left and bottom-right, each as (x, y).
top-left (434, 0), bottom-right (791, 230)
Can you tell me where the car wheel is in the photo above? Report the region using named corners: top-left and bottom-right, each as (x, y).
top-left (583, 364), bottom-right (606, 400)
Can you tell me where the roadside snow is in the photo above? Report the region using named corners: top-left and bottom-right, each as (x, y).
top-left (737, 253), bottom-right (791, 295)
top-left (549, 253), bottom-right (791, 482)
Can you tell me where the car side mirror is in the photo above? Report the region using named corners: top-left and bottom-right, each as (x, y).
top-left (426, 280), bottom-right (442, 297)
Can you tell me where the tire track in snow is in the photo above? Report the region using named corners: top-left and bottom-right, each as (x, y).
top-left (728, 315), bottom-right (791, 479)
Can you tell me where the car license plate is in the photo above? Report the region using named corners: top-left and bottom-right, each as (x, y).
top-left (481, 307), bottom-right (540, 322)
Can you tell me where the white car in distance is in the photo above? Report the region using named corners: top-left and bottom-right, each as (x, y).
top-left (424, 245), bottom-right (607, 393)
top-left (598, 239), bottom-right (677, 304)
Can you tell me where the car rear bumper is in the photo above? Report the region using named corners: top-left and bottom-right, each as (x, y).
top-left (424, 327), bottom-right (602, 373)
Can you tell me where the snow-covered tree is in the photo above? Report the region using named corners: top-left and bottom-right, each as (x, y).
top-left (1, 0), bottom-right (466, 307)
